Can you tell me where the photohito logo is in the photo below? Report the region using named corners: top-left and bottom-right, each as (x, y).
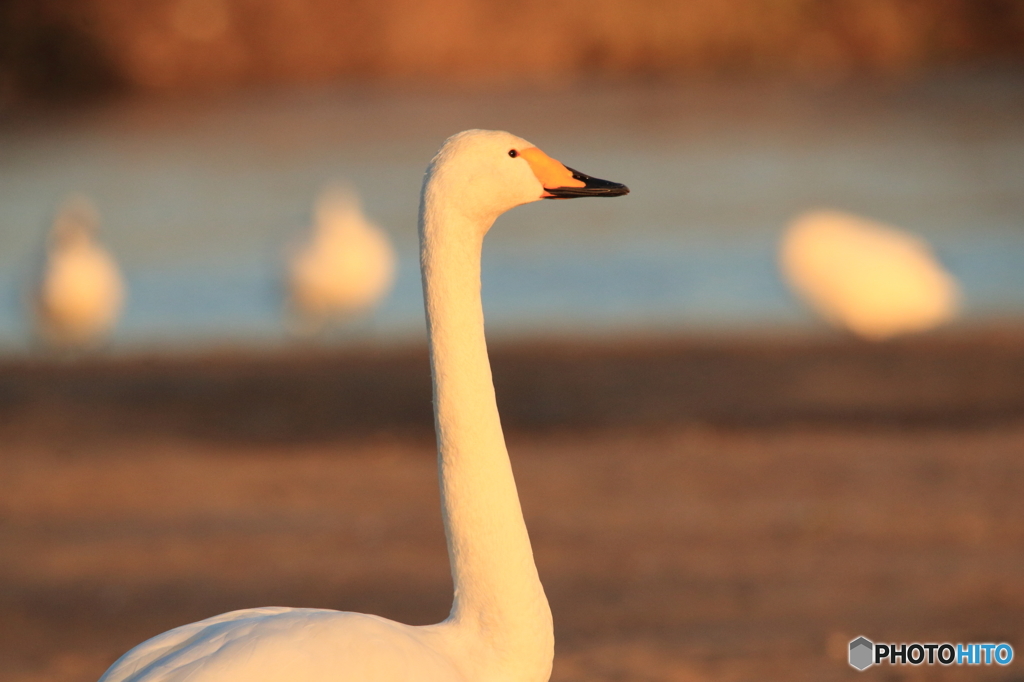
top-left (848, 637), bottom-right (1014, 671)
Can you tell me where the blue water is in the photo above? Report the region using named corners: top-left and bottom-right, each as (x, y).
top-left (1, 77), bottom-right (1023, 353)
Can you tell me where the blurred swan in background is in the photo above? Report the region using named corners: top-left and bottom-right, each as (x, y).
top-left (286, 184), bottom-right (396, 331)
top-left (98, 130), bottom-right (628, 682)
top-left (780, 209), bottom-right (960, 340)
top-left (33, 195), bottom-right (125, 348)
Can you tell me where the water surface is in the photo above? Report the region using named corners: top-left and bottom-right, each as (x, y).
top-left (1, 75), bottom-right (1023, 353)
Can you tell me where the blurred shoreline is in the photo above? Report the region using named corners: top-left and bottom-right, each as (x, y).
top-left (2, 0), bottom-right (1023, 104)
top-left (3, 329), bottom-right (1023, 445)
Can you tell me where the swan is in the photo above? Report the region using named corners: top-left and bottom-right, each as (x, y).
top-left (779, 209), bottom-right (960, 340)
top-left (287, 184), bottom-right (396, 330)
top-left (34, 195), bottom-right (125, 348)
top-left (97, 129), bottom-right (628, 682)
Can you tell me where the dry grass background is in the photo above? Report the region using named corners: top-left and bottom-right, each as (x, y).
top-left (2, 0), bottom-right (1024, 99)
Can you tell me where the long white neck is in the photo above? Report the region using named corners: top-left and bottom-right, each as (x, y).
top-left (420, 198), bottom-right (553, 680)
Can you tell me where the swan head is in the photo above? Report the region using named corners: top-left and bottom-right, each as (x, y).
top-left (51, 194), bottom-right (100, 251)
top-left (422, 129), bottom-right (629, 230)
top-left (314, 183), bottom-right (372, 238)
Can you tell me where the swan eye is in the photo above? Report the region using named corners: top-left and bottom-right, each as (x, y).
top-left (508, 149), bottom-right (518, 158)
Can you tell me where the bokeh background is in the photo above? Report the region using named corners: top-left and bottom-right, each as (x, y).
top-left (1, 2), bottom-right (1024, 681)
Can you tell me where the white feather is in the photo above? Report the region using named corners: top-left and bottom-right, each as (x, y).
top-left (780, 210), bottom-right (960, 340)
top-left (35, 195), bottom-right (125, 347)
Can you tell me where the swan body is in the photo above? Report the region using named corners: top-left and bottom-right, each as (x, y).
top-left (780, 210), bottom-right (960, 340)
top-left (99, 609), bottom-right (462, 682)
top-left (98, 130), bottom-right (627, 682)
top-left (34, 195), bottom-right (125, 347)
top-left (287, 185), bottom-right (396, 328)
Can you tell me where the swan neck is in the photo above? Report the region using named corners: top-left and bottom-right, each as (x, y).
top-left (420, 199), bottom-right (552, 678)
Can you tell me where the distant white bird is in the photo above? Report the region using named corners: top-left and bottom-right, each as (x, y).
top-left (780, 210), bottom-right (960, 340)
top-left (34, 195), bottom-right (125, 347)
top-left (287, 185), bottom-right (396, 330)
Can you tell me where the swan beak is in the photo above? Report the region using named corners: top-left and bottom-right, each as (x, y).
top-left (519, 147), bottom-right (629, 199)
top-left (542, 167), bottom-right (630, 199)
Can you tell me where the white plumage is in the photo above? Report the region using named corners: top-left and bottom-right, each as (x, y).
top-left (287, 185), bottom-right (396, 328)
top-left (98, 131), bottom-right (627, 682)
top-left (780, 210), bottom-right (960, 340)
top-left (34, 195), bottom-right (125, 347)
top-left (100, 609), bottom-right (461, 682)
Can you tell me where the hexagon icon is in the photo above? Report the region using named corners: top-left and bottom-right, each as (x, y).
top-left (849, 636), bottom-right (874, 670)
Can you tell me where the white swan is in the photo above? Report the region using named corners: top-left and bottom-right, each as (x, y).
top-left (97, 130), bottom-right (628, 682)
top-left (780, 209), bottom-right (960, 340)
top-left (287, 184), bottom-right (396, 330)
top-left (34, 195), bottom-right (125, 348)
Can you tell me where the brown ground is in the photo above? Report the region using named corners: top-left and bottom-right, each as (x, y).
top-left (1, 337), bottom-right (1023, 681)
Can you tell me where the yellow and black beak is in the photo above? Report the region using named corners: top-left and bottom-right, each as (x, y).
top-left (518, 147), bottom-right (630, 200)
top-left (542, 167), bottom-right (630, 199)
